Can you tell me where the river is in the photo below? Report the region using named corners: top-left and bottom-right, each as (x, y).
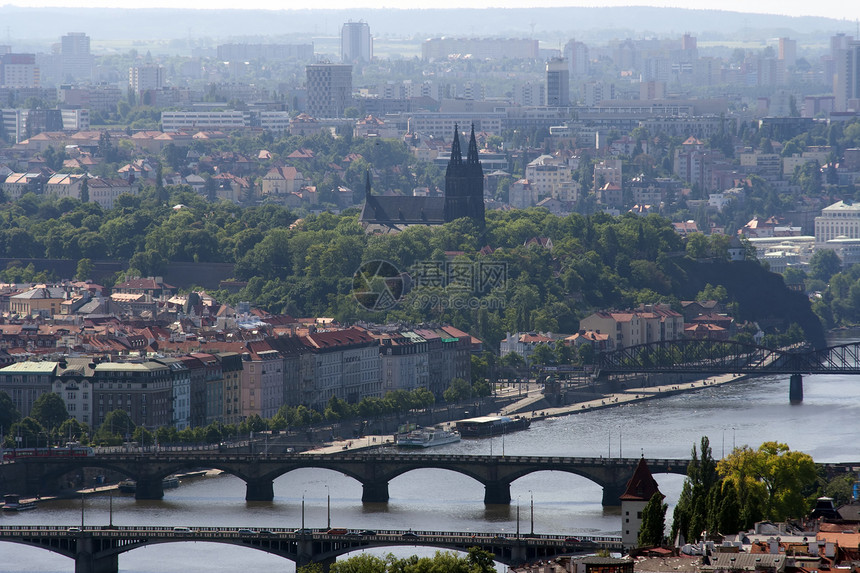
top-left (2, 368), bottom-right (859, 572)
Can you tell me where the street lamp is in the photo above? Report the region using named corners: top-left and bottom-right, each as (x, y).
top-left (301, 492), bottom-right (306, 531)
top-left (516, 496), bottom-right (520, 539)
top-left (529, 490), bottom-right (534, 536)
top-left (325, 484), bottom-right (331, 530)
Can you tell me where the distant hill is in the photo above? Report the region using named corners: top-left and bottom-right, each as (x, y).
top-left (0, 5), bottom-right (850, 46)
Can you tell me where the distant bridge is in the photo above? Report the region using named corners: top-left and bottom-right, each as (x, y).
top-left (597, 340), bottom-right (860, 401)
top-left (12, 452), bottom-right (690, 505)
top-left (0, 525), bottom-right (619, 573)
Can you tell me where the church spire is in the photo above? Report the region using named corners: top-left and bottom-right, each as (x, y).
top-left (449, 123), bottom-right (463, 166)
top-left (466, 123), bottom-right (480, 165)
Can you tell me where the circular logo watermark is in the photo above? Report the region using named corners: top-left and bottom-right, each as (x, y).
top-left (352, 260), bottom-right (405, 311)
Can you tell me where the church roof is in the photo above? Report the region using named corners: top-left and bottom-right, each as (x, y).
top-left (620, 458), bottom-right (662, 502)
top-left (361, 195), bottom-right (446, 228)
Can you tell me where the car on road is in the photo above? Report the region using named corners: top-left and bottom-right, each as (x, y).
top-left (492, 535), bottom-right (507, 541)
top-left (238, 529), bottom-right (257, 535)
top-left (326, 528), bottom-right (348, 535)
top-left (359, 529), bottom-right (377, 536)
top-left (401, 531), bottom-right (419, 539)
top-left (293, 528), bottom-right (314, 535)
top-left (172, 526), bottom-right (193, 534)
top-left (564, 537), bottom-right (581, 543)
top-left (66, 527), bottom-right (81, 534)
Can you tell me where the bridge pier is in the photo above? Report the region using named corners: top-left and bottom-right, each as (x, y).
top-left (790, 373), bottom-right (803, 404)
top-left (361, 480), bottom-right (389, 503)
top-left (75, 537), bottom-right (118, 573)
top-left (601, 482), bottom-right (627, 506)
top-left (134, 478), bottom-right (164, 500)
top-left (245, 478), bottom-right (274, 501)
top-left (484, 481), bottom-right (511, 504)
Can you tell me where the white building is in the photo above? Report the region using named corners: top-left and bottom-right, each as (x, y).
top-left (815, 200), bottom-right (860, 245)
top-left (341, 21), bottom-right (372, 63)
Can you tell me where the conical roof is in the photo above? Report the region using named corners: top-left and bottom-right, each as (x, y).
top-left (620, 457), bottom-right (662, 501)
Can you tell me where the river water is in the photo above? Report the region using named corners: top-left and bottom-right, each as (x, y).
top-left (3, 368), bottom-right (860, 572)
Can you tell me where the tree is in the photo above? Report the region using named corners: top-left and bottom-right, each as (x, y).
top-left (0, 390), bottom-right (20, 432)
top-left (808, 249), bottom-right (842, 282)
top-left (5, 417), bottom-right (45, 448)
top-left (76, 258), bottom-right (94, 280)
top-left (671, 437), bottom-right (718, 543)
top-left (638, 492), bottom-right (667, 547)
top-left (443, 378), bottom-right (472, 403)
top-left (95, 409), bottom-right (136, 445)
top-left (30, 392), bottom-right (69, 432)
top-left (57, 418), bottom-right (89, 444)
top-left (717, 441), bottom-right (817, 522)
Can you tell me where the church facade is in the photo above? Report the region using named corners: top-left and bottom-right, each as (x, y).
top-left (360, 124), bottom-right (485, 233)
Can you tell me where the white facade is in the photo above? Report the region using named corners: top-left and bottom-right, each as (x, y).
top-left (341, 21), bottom-right (372, 63)
top-left (815, 200), bottom-right (860, 245)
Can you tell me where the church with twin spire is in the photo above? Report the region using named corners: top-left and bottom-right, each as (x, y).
top-left (359, 124), bottom-right (485, 233)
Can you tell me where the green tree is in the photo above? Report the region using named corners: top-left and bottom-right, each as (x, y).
top-left (443, 378), bottom-right (472, 403)
top-left (5, 417), bottom-right (46, 448)
top-left (95, 409), bottom-right (136, 445)
top-left (717, 441), bottom-right (817, 522)
top-left (30, 392), bottom-right (69, 432)
top-left (638, 492), bottom-right (668, 547)
top-left (76, 258), bottom-right (94, 280)
top-left (808, 249), bottom-right (842, 282)
top-left (57, 418), bottom-right (89, 445)
top-left (0, 390), bottom-right (20, 432)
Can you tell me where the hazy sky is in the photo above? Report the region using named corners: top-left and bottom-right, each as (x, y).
top-left (2, 0), bottom-right (850, 18)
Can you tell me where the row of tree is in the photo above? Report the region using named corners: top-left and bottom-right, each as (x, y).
top-left (0, 380), bottom-right (492, 448)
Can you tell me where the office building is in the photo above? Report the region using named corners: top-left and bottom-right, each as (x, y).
top-left (60, 32), bottom-right (93, 83)
top-left (306, 63), bottom-right (352, 118)
top-left (1, 53), bottom-right (39, 88)
top-left (341, 21), bottom-right (372, 63)
top-left (129, 64), bottom-right (164, 100)
top-left (546, 58), bottom-right (569, 106)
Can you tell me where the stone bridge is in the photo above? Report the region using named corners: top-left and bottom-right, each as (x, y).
top-left (0, 525), bottom-right (621, 573)
top-left (11, 452), bottom-right (691, 505)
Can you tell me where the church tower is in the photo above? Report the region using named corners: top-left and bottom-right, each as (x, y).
top-left (444, 124), bottom-right (485, 228)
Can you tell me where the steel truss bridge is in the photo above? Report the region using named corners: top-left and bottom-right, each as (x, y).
top-left (596, 340), bottom-right (860, 401)
top-left (0, 525), bottom-right (620, 573)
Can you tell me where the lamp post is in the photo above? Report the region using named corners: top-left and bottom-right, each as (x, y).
top-left (325, 484), bottom-right (331, 530)
top-left (301, 492), bottom-right (306, 532)
top-left (516, 496), bottom-right (521, 539)
top-left (529, 490), bottom-right (534, 536)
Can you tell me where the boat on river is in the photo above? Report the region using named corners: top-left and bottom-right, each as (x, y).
top-left (455, 415), bottom-right (531, 437)
top-left (2, 493), bottom-right (36, 512)
top-left (117, 476), bottom-right (180, 494)
top-left (396, 426), bottom-right (461, 448)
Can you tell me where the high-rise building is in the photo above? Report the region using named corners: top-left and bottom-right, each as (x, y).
top-left (341, 21), bottom-right (372, 63)
top-left (0, 53), bottom-right (39, 88)
top-left (129, 65), bottom-right (164, 95)
top-left (306, 63), bottom-right (352, 118)
top-left (778, 37), bottom-right (797, 68)
top-left (60, 32), bottom-right (93, 83)
top-left (563, 40), bottom-right (589, 78)
top-left (546, 57), bottom-right (569, 107)
top-left (834, 41), bottom-right (860, 112)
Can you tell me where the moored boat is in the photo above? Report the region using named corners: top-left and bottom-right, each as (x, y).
top-left (455, 415), bottom-right (531, 437)
top-left (117, 480), bottom-right (137, 493)
top-left (2, 494), bottom-right (36, 512)
top-left (396, 426), bottom-right (461, 448)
